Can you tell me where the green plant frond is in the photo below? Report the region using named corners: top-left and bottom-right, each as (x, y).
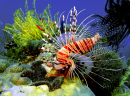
top-left (3, 31), bottom-right (12, 43)
top-left (120, 66), bottom-right (130, 86)
top-left (19, 8), bottom-right (26, 21)
top-left (0, 48), bottom-right (6, 56)
top-left (54, 12), bottom-right (59, 23)
top-left (0, 37), bottom-right (5, 45)
top-left (33, 0), bottom-right (36, 16)
top-left (3, 1), bottom-right (58, 47)
top-left (7, 10), bottom-right (46, 46)
top-left (46, 4), bottom-right (51, 19)
top-left (112, 85), bottom-right (130, 96)
top-left (0, 31), bottom-right (12, 46)
top-left (3, 24), bottom-right (16, 35)
top-left (42, 4), bottom-right (52, 19)
top-left (14, 9), bottom-right (26, 22)
top-left (25, 0), bottom-right (28, 12)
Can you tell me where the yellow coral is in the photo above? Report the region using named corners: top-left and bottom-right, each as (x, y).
top-left (4, 4), bottom-right (58, 46)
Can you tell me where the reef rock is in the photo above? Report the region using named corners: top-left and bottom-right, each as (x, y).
top-left (1, 78), bottom-right (95, 96)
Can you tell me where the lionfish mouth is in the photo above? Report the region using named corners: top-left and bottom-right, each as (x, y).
top-left (37, 6), bottom-right (123, 88)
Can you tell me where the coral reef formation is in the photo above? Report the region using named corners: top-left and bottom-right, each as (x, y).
top-left (20, 60), bottom-right (64, 91)
top-left (1, 79), bottom-right (95, 96)
top-left (0, 0), bottom-right (130, 96)
top-left (86, 51), bottom-right (127, 96)
top-left (0, 1), bottom-right (58, 63)
top-left (0, 59), bottom-right (10, 73)
top-left (0, 61), bottom-right (31, 93)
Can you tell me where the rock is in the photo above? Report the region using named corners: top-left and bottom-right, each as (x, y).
top-left (50, 76), bottom-right (64, 91)
top-left (2, 82), bottom-right (12, 92)
top-left (1, 73), bottom-right (14, 83)
top-left (30, 76), bottom-right (64, 91)
top-left (10, 74), bottom-right (32, 85)
top-left (0, 78), bottom-right (95, 96)
top-left (20, 60), bottom-right (47, 82)
top-left (0, 64), bottom-right (8, 73)
top-left (0, 59), bottom-right (10, 73)
top-left (5, 63), bottom-right (26, 73)
top-left (37, 85), bottom-right (49, 92)
top-left (1, 91), bottom-right (12, 96)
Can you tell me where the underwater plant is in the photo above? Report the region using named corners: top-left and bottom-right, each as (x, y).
top-left (0, 31), bottom-right (26, 61)
top-left (111, 60), bottom-right (130, 95)
top-left (92, 0), bottom-right (130, 51)
top-left (0, 31), bottom-right (13, 56)
top-left (0, 0), bottom-right (59, 62)
top-left (3, 2), bottom-right (59, 46)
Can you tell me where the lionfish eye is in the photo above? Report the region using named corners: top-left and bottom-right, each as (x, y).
top-left (54, 62), bottom-right (60, 65)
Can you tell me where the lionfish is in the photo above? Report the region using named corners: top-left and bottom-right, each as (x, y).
top-left (36, 6), bottom-right (123, 88)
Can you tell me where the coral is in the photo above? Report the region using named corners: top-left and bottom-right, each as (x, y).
top-left (10, 74), bottom-right (32, 85)
top-left (0, 0), bottom-right (128, 96)
top-left (0, 61), bottom-right (31, 93)
top-left (0, 59), bottom-right (10, 73)
top-left (21, 60), bottom-right (47, 82)
top-left (1, 91), bottom-right (12, 96)
top-left (0, 39), bottom-right (44, 63)
top-left (120, 60), bottom-right (130, 89)
top-left (0, 31), bottom-right (12, 56)
top-left (30, 76), bottom-right (64, 91)
top-left (0, 78), bottom-right (95, 96)
top-left (3, 2), bottom-right (59, 46)
top-left (1, 82), bottom-right (13, 92)
top-left (23, 40), bottom-right (44, 56)
top-left (87, 51), bottom-right (127, 96)
top-left (5, 63), bottom-right (26, 73)
top-left (4, 44), bottom-right (26, 62)
top-left (120, 66), bottom-right (130, 87)
top-left (127, 59), bottom-right (130, 66)
top-left (111, 84), bottom-right (130, 96)
top-left (0, 0), bottom-right (59, 62)
top-left (49, 76), bottom-right (64, 91)
top-left (20, 60), bottom-right (64, 91)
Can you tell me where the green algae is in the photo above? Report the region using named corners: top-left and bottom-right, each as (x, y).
top-left (111, 85), bottom-right (130, 96)
top-left (1, 0), bottom-right (59, 62)
top-left (3, 3), bottom-right (58, 46)
top-left (110, 59), bottom-right (130, 95)
top-left (86, 50), bottom-right (127, 96)
top-left (10, 74), bottom-right (32, 85)
top-left (6, 65), bottom-right (26, 73)
top-left (1, 78), bottom-right (95, 96)
top-left (0, 59), bottom-right (10, 73)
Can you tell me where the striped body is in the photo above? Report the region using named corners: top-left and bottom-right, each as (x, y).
top-left (36, 6), bottom-right (102, 77)
top-left (55, 33), bottom-right (101, 71)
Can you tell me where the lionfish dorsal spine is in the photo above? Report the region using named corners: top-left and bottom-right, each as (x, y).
top-left (72, 6), bottom-right (77, 35)
top-left (63, 15), bottom-right (68, 45)
top-left (53, 21), bottom-right (63, 46)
